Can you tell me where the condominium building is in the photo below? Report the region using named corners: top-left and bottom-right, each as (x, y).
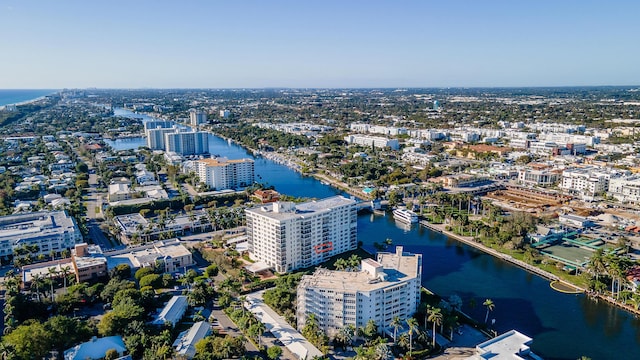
top-left (144, 120), bottom-right (176, 132)
top-left (246, 196), bottom-right (357, 273)
top-left (0, 211), bottom-right (82, 258)
top-left (608, 175), bottom-right (640, 204)
top-left (296, 246), bottom-right (422, 337)
top-left (189, 110), bottom-right (208, 126)
top-left (195, 157), bottom-right (254, 190)
top-left (165, 131), bottom-right (209, 155)
top-left (561, 167), bottom-right (618, 201)
top-left (344, 135), bottom-right (400, 150)
top-left (147, 126), bottom-right (179, 150)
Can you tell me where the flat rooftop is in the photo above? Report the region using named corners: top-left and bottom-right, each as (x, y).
top-left (197, 157), bottom-right (253, 167)
top-left (246, 196), bottom-right (355, 221)
top-left (0, 211), bottom-right (78, 240)
top-left (469, 330), bottom-right (539, 360)
top-left (299, 250), bottom-right (420, 292)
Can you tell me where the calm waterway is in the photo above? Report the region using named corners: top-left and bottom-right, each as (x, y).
top-left (111, 108), bottom-right (640, 359)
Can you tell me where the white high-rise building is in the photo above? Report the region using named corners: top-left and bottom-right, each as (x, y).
top-left (245, 196), bottom-right (357, 273)
top-left (165, 131), bottom-right (209, 155)
top-left (195, 157), bottom-right (254, 190)
top-left (144, 120), bottom-right (175, 132)
top-left (189, 110), bottom-right (208, 126)
top-left (297, 246), bottom-right (422, 337)
top-left (146, 126), bottom-right (179, 150)
top-left (219, 110), bottom-right (231, 118)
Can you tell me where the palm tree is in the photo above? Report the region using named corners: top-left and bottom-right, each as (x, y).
top-left (627, 294), bottom-right (640, 310)
top-left (428, 307), bottom-right (443, 346)
top-left (60, 265), bottom-right (72, 291)
top-left (48, 267), bottom-right (59, 301)
top-left (253, 322), bottom-right (266, 347)
top-left (30, 274), bottom-right (45, 302)
top-left (390, 316), bottom-right (403, 345)
top-left (406, 317), bottom-right (419, 356)
top-left (239, 295), bottom-right (247, 316)
top-left (373, 341), bottom-right (391, 360)
top-left (483, 299), bottom-right (495, 324)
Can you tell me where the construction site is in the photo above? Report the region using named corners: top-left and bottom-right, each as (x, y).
top-left (485, 185), bottom-right (573, 215)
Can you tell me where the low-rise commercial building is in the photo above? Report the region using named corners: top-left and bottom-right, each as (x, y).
top-left (518, 163), bottom-right (562, 186)
top-left (105, 239), bottom-right (193, 273)
top-left (297, 246), bottom-right (422, 337)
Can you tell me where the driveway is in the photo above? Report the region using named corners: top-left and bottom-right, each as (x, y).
top-left (245, 290), bottom-right (323, 360)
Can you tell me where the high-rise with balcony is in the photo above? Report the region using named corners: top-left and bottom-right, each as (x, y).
top-left (165, 130), bottom-right (209, 155)
top-left (296, 246), bottom-right (422, 337)
top-left (245, 196), bottom-right (357, 273)
top-left (189, 110), bottom-right (208, 126)
top-left (194, 157), bottom-right (254, 190)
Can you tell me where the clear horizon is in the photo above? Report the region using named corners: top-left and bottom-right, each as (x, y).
top-left (1, 0), bottom-right (639, 89)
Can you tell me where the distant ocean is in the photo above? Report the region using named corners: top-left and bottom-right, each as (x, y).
top-left (0, 89), bottom-right (57, 106)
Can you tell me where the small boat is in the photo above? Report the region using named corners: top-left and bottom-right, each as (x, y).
top-left (393, 208), bottom-right (419, 224)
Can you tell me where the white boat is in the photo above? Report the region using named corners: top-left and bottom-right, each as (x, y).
top-left (393, 208), bottom-right (419, 224)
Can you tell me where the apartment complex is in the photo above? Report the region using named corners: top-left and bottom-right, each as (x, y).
top-left (296, 246), bottom-right (422, 337)
top-left (189, 110), bottom-right (208, 126)
top-left (561, 167), bottom-right (618, 201)
top-left (165, 131), bottom-right (209, 155)
top-left (145, 120), bottom-right (209, 155)
top-left (609, 175), bottom-right (640, 204)
top-left (147, 126), bottom-right (179, 150)
top-left (0, 211), bottom-right (82, 258)
top-left (195, 157), bottom-right (254, 190)
top-left (245, 196), bottom-right (357, 273)
top-left (343, 134), bottom-right (400, 150)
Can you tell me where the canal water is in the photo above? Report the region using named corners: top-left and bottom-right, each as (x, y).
top-left (110, 109), bottom-right (640, 359)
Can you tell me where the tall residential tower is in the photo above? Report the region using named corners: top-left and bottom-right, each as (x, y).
top-left (245, 196), bottom-right (357, 273)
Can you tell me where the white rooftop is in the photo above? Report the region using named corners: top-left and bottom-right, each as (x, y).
top-left (468, 330), bottom-right (541, 360)
top-left (173, 321), bottom-right (211, 358)
top-left (246, 195), bottom-right (355, 221)
top-left (152, 295), bottom-right (188, 326)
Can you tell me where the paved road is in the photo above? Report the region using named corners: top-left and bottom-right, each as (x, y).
top-left (210, 302), bottom-right (265, 359)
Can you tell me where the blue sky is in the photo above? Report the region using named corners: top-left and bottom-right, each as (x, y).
top-left (0, 0), bottom-right (638, 88)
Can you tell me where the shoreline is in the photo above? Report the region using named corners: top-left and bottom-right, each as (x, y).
top-left (419, 220), bottom-right (640, 317)
top-left (0, 91), bottom-right (57, 109)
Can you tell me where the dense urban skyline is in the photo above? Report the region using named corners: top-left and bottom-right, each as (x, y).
top-left (1, 0), bottom-right (639, 89)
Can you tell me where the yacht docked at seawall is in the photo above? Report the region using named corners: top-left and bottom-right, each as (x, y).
top-left (392, 207), bottom-right (419, 224)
